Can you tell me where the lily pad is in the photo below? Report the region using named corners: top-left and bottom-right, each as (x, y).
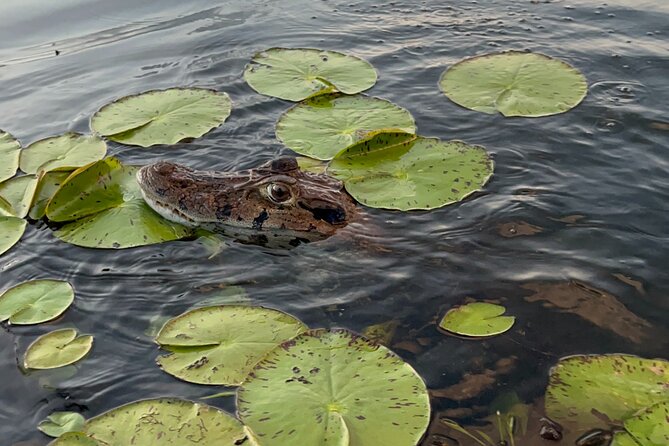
top-left (545, 354), bottom-right (669, 427)
top-left (244, 47), bottom-right (377, 101)
top-left (83, 398), bottom-right (246, 445)
top-left (0, 216), bottom-right (26, 256)
top-left (24, 328), bottom-right (93, 369)
top-left (90, 88), bottom-right (232, 147)
top-left (39, 412), bottom-right (86, 438)
top-left (0, 174), bottom-right (39, 217)
top-left (276, 94), bottom-right (416, 160)
top-left (155, 305), bottom-right (307, 385)
top-left (0, 279), bottom-right (74, 325)
top-left (29, 170), bottom-right (73, 220)
top-left (620, 401), bottom-right (669, 446)
top-left (48, 432), bottom-right (98, 446)
top-left (0, 130), bottom-right (21, 183)
top-left (439, 51), bottom-right (587, 117)
top-left (439, 302), bottom-right (515, 337)
top-left (20, 133), bottom-right (107, 174)
top-left (237, 328), bottom-right (431, 446)
top-left (46, 157), bottom-right (191, 248)
top-left (328, 131), bottom-right (494, 210)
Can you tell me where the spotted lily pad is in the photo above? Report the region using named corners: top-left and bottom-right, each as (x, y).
top-left (29, 170), bottom-right (72, 220)
top-left (328, 131), bottom-right (494, 210)
top-left (0, 279), bottom-right (74, 325)
top-left (439, 302), bottom-right (515, 337)
top-left (46, 157), bottom-right (191, 248)
top-left (613, 401), bottom-right (669, 446)
top-left (276, 94), bottom-right (416, 160)
top-left (0, 130), bottom-right (21, 183)
top-left (0, 216), bottom-right (26, 256)
top-left (24, 328), bottom-right (93, 369)
top-left (439, 51), bottom-right (587, 117)
top-left (244, 48), bottom-right (377, 101)
top-left (83, 398), bottom-right (246, 445)
top-left (48, 432), bottom-right (98, 446)
top-left (0, 174), bottom-right (39, 217)
top-left (20, 133), bottom-right (107, 174)
top-left (90, 88), bottom-right (232, 147)
top-left (545, 354), bottom-right (669, 427)
top-left (237, 328), bottom-right (431, 446)
top-left (155, 305), bottom-right (307, 385)
top-left (39, 412), bottom-right (86, 438)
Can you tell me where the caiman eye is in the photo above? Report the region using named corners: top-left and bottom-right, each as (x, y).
top-left (267, 182), bottom-right (292, 203)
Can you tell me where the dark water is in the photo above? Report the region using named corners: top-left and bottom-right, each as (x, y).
top-left (1, 0), bottom-right (668, 444)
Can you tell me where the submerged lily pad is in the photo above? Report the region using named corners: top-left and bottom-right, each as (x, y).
top-left (155, 305), bottom-right (307, 385)
top-left (0, 130), bottom-right (21, 183)
top-left (24, 328), bottom-right (93, 369)
top-left (244, 48), bottom-right (378, 101)
top-left (20, 133), bottom-right (107, 174)
top-left (46, 157), bottom-right (191, 248)
top-left (0, 174), bottom-right (39, 217)
top-left (328, 131), bottom-right (493, 210)
top-left (83, 398), bottom-right (246, 445)
top-left (439, 302), bottom-right (515, 337)
top-left (545, 354), bottom-right (669, 427)
top-left (0, 279), bottom-right (74, 325)
top-left (276, 94), bottom-right (416, 160)
top-left (48, 432), bottom-right (98, 446)
top-left (238, 328), bottom-right (431, 446)
top-left (0, 216), bottom-right (26, 256)
top-left (90, 88), bottom-right (232, 147)
top-left (439, 51), bottom-right (587, 117)
top-left (29, 170), bottom-right (73, 220)
top-left (39, 412), bottom-right (86, 438)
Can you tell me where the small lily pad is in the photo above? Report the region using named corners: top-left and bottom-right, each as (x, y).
top-left (29, 170), bottom-right (73, 220)
top-left (244, 48), bottom-right (377, 101)
top-left (0, 174), bottom-right (39, 217)
top-left (439, 51), bottom-right (587, 117)
top-left (439, 302), bottom-right (515, 337)
top-left (238, 328), bottom-right (431, 446)
top-left (0, 279), bottom-right (74, 325)
top-left (20, 133), bottom-right (107, 174)
top-left (90, 88), bottom-right (232, 147)
top-left (621, 401), bottom-right (669, 446)
top-left (0, 130), bottom-right (21, 183)
top-left (328, 131), bottom-right (494, 210)
top-left (24, 328), bottom-right (93, 369)
top-left (48, 432), bottom-right (98, 446)
top-left (155, 305), bottom-right (307, 385)
top-left (0, 216), bottom-right (26, 256)
top-left (276, 94), bottom-right (416, 160)
top-left (83, 398), bottom-right (246, 445)
top-left (39, 412), bottom-right (86, 438)
top-left (545, 354), bottom-right (669, 427)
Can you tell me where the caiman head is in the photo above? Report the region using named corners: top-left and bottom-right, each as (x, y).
top-left (136, 157), bottom-right (357, 237)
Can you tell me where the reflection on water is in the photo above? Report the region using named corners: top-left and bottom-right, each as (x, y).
top-left (1, 0), bottom-right (668, 444)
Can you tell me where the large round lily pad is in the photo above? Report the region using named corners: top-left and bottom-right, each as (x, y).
top-left (0, 279), bottom-right (74, 325)
top-left (20, 133), bottom-right (107, 174)
top-left (244, 48), bottom-right (378, 101)
top-left (46, 157), bottom-right (191, 248)
top-left (238, 328), bottom-right (431, 446)
top-left (328, 131), bottom-right (494, 210)
top-left (0, 216), bottom-right (26, 256)
top-left (48, 432), bottom-right (98, 446)
top-left (24, 328), bottom-right (93, 369)
top-left (276, 94), bottom-right (416, 160)
top-left (155, 305), bottom-right (307, 385)
top-left (545, 354), bottom-right (669, 427)
top-left (0, 174), bottom-right (38, 218)
top-left (90, 88), bottom-right (232, 147)
top-left (83, 398), bottom-right (247, 445)
top-left (0, 130), bottom-right (21, 183)
top-left (439, 51), bottom-right (587, 117)
top-left (439, 302), bottom-right (515, 337)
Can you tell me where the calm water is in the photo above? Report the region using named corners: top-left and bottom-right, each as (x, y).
top-left (1, 0), bottom-right (668, 444)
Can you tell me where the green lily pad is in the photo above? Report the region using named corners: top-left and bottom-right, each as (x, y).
top-left (48, 432), bottom-right (98, 446)
top-left (622, 401), bottom-right (669, 446)
top-left (0, 130), bottom-right (21, 183)
top-left (46, 157), bottom-right (191, 248)
top-left (90, 88), bottom-right (232, 147)
top-left (545, 354), bottom-right (669, 427)
top-left (83, 398), bottom-right (246, 445)
top-left (39, 412), bottom-right (86, 438)
top-left (328, 131), bottom-right (494, 210)
top-left (155, 305), bottom-right (307, 385)
top-left (237, 328), bottom-right (431, 446)
top-left (439, 302), bottom-right (515, 337)
top-left (0, 216), bottom-right (26, 256)
top-left (0, 174), bottom-right (39, 217)
top-left (276, 94), bottom-right (416, 160)
top-left (24, 328), bottom-right (93, 369)
top-left (29, 170), bottom-right (73, 220)
top-left (439, 51), bottom-right (587, 117)
top-left (20, 133), bottom-right (107, 174)
top-left (244, 47), bottom-right (378, 101)
top-left (0, 279), bottom-right (74, 325)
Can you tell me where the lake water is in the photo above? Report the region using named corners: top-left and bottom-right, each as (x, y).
top-left (1, 0), bottom-right (668, 444)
